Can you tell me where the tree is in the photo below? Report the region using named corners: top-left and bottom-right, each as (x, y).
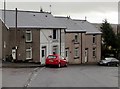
top-left (116, 33), bottom-right (120, 59)
top-left (100, 19), bottom-right (117, 58)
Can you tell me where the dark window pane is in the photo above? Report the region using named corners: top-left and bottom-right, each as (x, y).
top-left (42, 50), bottom-right (44, 57)
top-left (53, 29), bottom-right (56, 39)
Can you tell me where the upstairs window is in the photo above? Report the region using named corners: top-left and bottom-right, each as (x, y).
top-left (93, 48), bottom-right (96, 57)
top-left (53, 29), bottom-right (57, 40)
top-left (93, 35), bottom-right (96, 44)
top-left (75, 34), bottom-right (78, 42)
top-left (74, 48), bottom-right (79, 58)
top-left (26, 31), bottom-right (32, 42)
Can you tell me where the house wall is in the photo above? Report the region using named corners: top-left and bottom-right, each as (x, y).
top-left (65, 33), bottom-right (86, 64)
top-left (2, 22), bottom-right (10, 60)
top-left (6, 28), bottom-right (40, 62)
top-left (4, 27), bottom-right (65, 63)
top-left (0, 20), bottom-right (2, 60)
top-left (81, 33), bottom-right (86, 63)
top-left (85, 34), bottom-right (101, 63)
top-left (65, 32), bottom-right (101, 64)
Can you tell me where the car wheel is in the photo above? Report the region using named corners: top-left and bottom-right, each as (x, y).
top-left (45, 65), bottom-right (48, 67)
top-left (58, 63), bottom-right (61, 68)
top-left (65, 63), bottom-right (68, 67)
top-left (116, 63), bottom-right (119, 67)
top-left (107, 63), bottom-right (110, 66)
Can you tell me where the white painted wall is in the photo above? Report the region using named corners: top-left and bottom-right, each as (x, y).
top-left (40, 29), bottom-right (65, 63)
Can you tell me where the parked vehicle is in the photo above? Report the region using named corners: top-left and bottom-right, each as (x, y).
top-left (45, 54), bottom-right (68, 68)
top-left (98, 57), bottom-right (119, 67)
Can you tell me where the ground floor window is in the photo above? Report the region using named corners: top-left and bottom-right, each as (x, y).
top-left (53, 45), bottom-right (58, 54)
top-left (74, 48), bottom-right (79, 58)
top-left (65, 50), bottom-right (68, 57)
top-left (41, 46), bottom-right (46, 58)
top-left (26, 47), bottom-right (32, 60)
top-left (93, 48), bottom-right (96, 57)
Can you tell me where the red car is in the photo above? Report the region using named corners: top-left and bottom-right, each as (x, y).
top-left (45, 54), bottom-right (68, 68)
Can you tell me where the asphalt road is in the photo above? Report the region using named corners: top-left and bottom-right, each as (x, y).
top-left (2, 65), bottom-right (118, 87)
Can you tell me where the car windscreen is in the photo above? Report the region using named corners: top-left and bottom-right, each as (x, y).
top-left (47, 55), bottom-right (57, 59)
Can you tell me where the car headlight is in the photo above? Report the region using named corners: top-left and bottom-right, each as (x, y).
top-left (103, 61), bottom-right (107, 63)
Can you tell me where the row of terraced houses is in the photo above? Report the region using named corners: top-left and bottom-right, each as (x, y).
top-left (0, 9), bottom-right (102, 65)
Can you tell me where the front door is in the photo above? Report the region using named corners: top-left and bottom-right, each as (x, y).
top-left (65, 49), bottom-right (69, 62)
top-left (41, 46), bottom-right (46, 65)
top-left (12, 49), bottom-right (16, 60)
top-left (85, 48), bottom-right (88, 63)
top-left (53, 46), bottom-right (58, 54)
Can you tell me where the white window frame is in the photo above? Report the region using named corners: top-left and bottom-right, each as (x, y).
top-left (93, 48), bottom-right (96, 57)
top-left (26, 31), bottom-right (32, 42)
top-left (74, 48), bottom-right (79, 57)
top-left (26, 47), bottom-right (32, 60)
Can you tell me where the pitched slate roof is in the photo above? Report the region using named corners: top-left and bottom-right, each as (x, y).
top-left (73, 20), bottom-right (102, 34)
top-left (1, 10), bottom-right (66, 29)
top-left (55, 17), bottom-right (86, 32)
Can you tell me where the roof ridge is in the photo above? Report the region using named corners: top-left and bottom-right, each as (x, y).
top-left (1, 9), bottom-right (51, 14)
top-left (55, 16), bottom-right (70, 19)
top-left (73, 19), bottom-right (86, 21)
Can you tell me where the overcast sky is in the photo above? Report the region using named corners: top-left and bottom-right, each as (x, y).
top-left (0, 0), bottom-right (119, 24)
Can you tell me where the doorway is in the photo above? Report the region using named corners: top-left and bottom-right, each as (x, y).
top-left (85, 48), bottom-right (88, 63)
top-left (41, 46), bottom-right (46, 65)
top-left (65, 49), bottom-right (69, 62)
top-left (53, 45), bottom-right (58, 54)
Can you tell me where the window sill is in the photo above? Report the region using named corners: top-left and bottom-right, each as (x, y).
top-left (93, 43), bottom-right (96, 45)
top-left (74, 57), bottom-right (80, 59)
top-left (74, 42), bottom-right (79, 44)
top-left (26, 41), bottom-right (33, 43)
top-left (52, 40), bottom-right (58, 42)
top-left (26, 58), bottom-right (32, 60)
top-left (93, 56), bottom-right (96, 58)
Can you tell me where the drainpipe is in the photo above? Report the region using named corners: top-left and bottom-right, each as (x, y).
top-left (60, 29), bottom-right (61, 56)
top-left (81, 33), bottom-right (82, 64)
top-left (3, 0), bottom-right (6, 61)
top-left (15, 8), bottom-right (18, 60)
top-left (4, 0), bottom-right (6, 23)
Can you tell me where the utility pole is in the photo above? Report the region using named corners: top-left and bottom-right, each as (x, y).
top-left (4, 0), bottom-right (6, 23)
top-left (50, 5), bottom-right (51, 13)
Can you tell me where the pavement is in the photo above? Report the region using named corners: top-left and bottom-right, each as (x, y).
top-left (2, 61), bottom-right (44, 68)
top-left (2, 64), bottom-right (118, 87)
top-left (0, 59), bottom-right (98, 68)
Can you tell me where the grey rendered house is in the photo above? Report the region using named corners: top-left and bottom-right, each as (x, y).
top-left (1, 10), bottom-right (66, 64)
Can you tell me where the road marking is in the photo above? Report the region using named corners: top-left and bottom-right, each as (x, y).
top-left (23, 67), bottom-right (45, 87)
